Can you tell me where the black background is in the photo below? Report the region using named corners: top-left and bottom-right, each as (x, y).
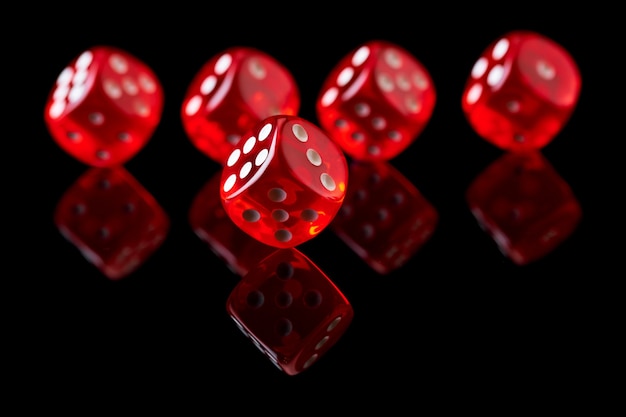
top-left (14, 3), bottom-right (618, 411)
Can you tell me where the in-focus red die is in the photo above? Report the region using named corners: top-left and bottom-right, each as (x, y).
top-left (44, 46), bottom-right (164, 167)
top-left (461, 30), bottom-right (582, 151)
top-left (220, 115), bottom-right (348, 248)
top-left (181, 46), bottom-right (300, 165)
top-left (316, 40), bottom-right (436, 161)
top-left (331, 160), bottom-right (438, 274)
top-left (189, 170), bottom-right (277, 276)
top-left (54, 166), bottom-right (169, 279)
top-left (227, 247), bottom-right (353, 375)
top-left (466, 151), bottom-right (582, 265)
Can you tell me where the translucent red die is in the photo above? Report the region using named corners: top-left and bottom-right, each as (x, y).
top-left (44, 46), bottom-right (164, 167)
top-left (220, 115), bottom-right (348, 248)
top-left (316, 40), bottom-right (436, 161)
top-left (462, 30), bottom-right (582, 151)
top-left (466, 151), bottom-right (582, 265)
top-left (227, 247), bottom-right (353, 375)
top-left (331, 160), bottom-right (438, 274)
top-left (189, 170), bottom-right (277, 276)
top-left (54, 166), bottom-right (169, 279)
top-left (181, 46), bottom-right (300, 165)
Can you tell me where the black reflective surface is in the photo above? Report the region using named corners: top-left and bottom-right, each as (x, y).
top-left (16, 4), bottom-right (614, 411)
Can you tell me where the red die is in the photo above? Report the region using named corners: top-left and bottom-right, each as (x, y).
top-left (227, 247), bottom-right (353, 375)
top-left (181, 46), bottom-right (300, 165)
top-left (316, 40), bottom-right (436, 161)
top-left (54, 166), bottom-right (169, 279)
top-left (466, 151), bottom-right (582, 265)
top-left (189, 170), bottom-right (277, 276)
top-left (44, 46), bottom-right (164, 167)
top-left (331, 160), bottom-right (438, 274)
top-left (462, 30), bottom-right (582, 151)
top-left (220, 115), bottom-right (348, 248)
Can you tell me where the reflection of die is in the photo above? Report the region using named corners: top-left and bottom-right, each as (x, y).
top-left (462, 30), bottom-right (581, 151)
top-left (316, 40), bottom-right (436, 161)
top-left (54, 167), bottom-right (169, 280)
top-left (44, 46), bottom-right (164, 167)
top-left (188, 170), bottom-right (277, 276)
top-left (331, 160), bottom-right (438, 274)
top-left (181, 46), bottom-right (300, 165)
top-left (466, 151), bottom-right (582, 265)
top-left (220, 115), bottom-right (348, 248)
top-left (227, 248), bottom-right (353, 375)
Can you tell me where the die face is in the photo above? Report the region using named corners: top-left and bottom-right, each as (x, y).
top-left (226, 248), bottom-right (353, 375)
top-left (181, 47), bottom-right (300, 165)
top-left (462, 30), bottom-right (581, 151)
top-left (331, 161), bottom-right (438, 274)
top-left (54, 166), bottom-right (169, 279)
top-left (44, 46), bottom-right (164, 167)
top-left (466, 151), bottom-right (582, 265)
top-left (220, 115), bottom-right (348, 248)
top-left (316, 40), bottom-right (436, 161)
top-left (188, 171), bottom-right (277, 276)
